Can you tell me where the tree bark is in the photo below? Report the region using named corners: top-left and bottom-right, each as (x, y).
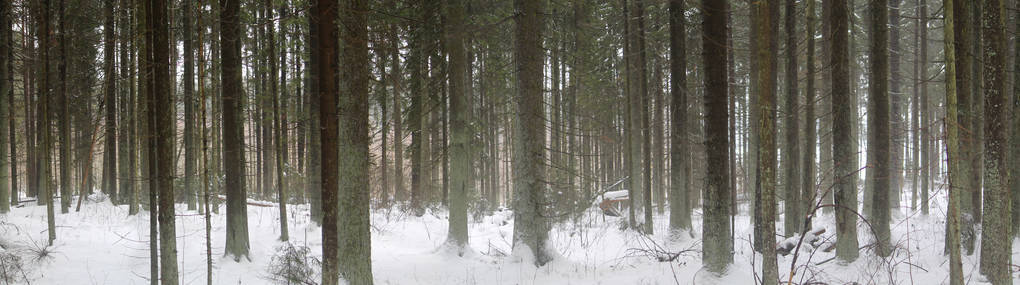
top-left (512, 0), bottom-right (551, 267)
top-left (782, 0), bottom-right (800, 237)
top-left (702, 0), bottom-right (732, 274)
top-left (943, 1), bottom-right (965, 282)
top-left (221, 0), bottom-right (250, 261)
top-left (867, 0), bottom-right (892, 257)
top-left (668, 0), bottom-right (690, 234)
top-left (316, 0), bottom-right (339, 283)
top-left (337, 0), bottom-right (374, 281)
top-left (978, 0), bottom-right (1010, 282)
top-left (446, 0), bottom-right (470, 249)
top-left (830, 0), bottom-right (859, 262)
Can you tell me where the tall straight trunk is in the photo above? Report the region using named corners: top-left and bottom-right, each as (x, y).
top-left (830, 0), bottom-right (859, 262)
top-left (306, 0), bottom-right (322, 224)
top-left (623, 0), bottom-right (639, 228)
top-left (952, 0), bottom-right (977, 254)
top-left (337, 0), bottom-right (374, 281)
top-left (408, 10), bottom-right (425, 214)
top-left (390, 25), bottom-right (405, 203)
top-left (911, 0), bottom-right (920, 212)
top-left (512, 0), bottom-right (551, 267)
top-left (978, 0), bottom-right (1010, 282)
top-left (969, 3), bottom-right (983, 226)
top-left (668, 0), bottom-right (689, 233)
top-left (183, 0), bottom-right (196, 211)
top-left (802, 0), bottom-right (817, 229)
top-left (377, 34), bottom-right (388, 204)
top-left (943, 1), bottom-right (965, 282)
top-left (58, 0), bottom-right (70, 214)
top-left (635, 0), bottom-right (652, 234)
top-left (275, 0), bottom-right (289, 241)
top-left (702, 0), bottom-right (732, 274)
top-left (1012, 0), bottom-right (1020, 238)
top-left (221, 0), bottom-right (250, 261)
top-left (117, 0), bottom-right (131, 209)
top-left (819, 0), bottom-right (834, 213)
top-left (150, 0), bottom-right (178, 282)
top-left (128, 0), bottom-right (139, 215)
top-left (0, 0), bottom-right (9, 212)
top-left (101, 0), bottom-right (117, 204)
top-left (40, 0), bottom-right (55, 245)
top-left (753, 0), bottom-right (778, 283)
top-left (919, 0), bottom-right (930, 216)
top-left (653, 59), bottom-right (665, 215)
top-left (888, 0), bottom-right (903, 211)
top-left (782, 0), bottom-right (800, 237)
top-left (445, 0), bottom-right (470, 249)
top-left (867, 0), bottom-right (892, 257)
top-left (316, 0), bottom-right (339, 283)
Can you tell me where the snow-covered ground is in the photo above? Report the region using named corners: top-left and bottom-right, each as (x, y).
top-left (0, 190), bottom-right (1016, 284)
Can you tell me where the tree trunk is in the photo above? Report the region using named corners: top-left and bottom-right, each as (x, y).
top-left (221, 0), bottom-right (250, 261)
top-left (1012, 0), bottom-right (1020, 238)
top-left (830, 0), bottom-right (859, 262)
top-left (952, 0), bottom-right (977, 254)
top-left (306, 0), bottom-right (322, 224)
top-left (888, 0), bottom-right (903, 212)
top-left (337, 0), bottom-right (374, 281)
top-left (183, 0), bottom-right (196, 211)
top-left (512, 0), bottom-right (551, 267)
top-left (782, 0), bottom-right (800, 237)
top-left (57, 0), bottom-right (70, 214)
top-left (919, 0), bottom-right (930, 216)
top-left (702, 0), bottom-right (732, 274)
top-left (0, 0), bottom-right (9, 213)
top-left (149, 0), bottom-right (178, 282)
top-left (978, 0), bottom-right (1010, 282)
top-left (943, 1), bottom-right (965, 282)
top-left (445, 0), bottom-right (470, 249)
top-left (101, 0), bottom-right (117, 206)
top-left (867, 0), bottom-right (892, 257)
top-left (668, 0), bottom-right (690, 234)
top-left (391, 25), bottom-right (405, 203)
top-left (802, 0), bottom-right (817, 230)
top-left (315, 0), bottom-right (339, 283)
top-left (752, 0), bottom-right (778, 282)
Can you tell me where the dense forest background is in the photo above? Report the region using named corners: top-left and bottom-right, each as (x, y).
top-left (0, 0), bottom-right (1017, 284)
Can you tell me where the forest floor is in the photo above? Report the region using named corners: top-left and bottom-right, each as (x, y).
top-left (0, 188), bottom-right (1016, 284)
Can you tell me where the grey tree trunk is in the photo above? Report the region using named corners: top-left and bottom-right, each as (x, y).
top-left (221, 0), bottom-right (250, 261)
top-left (782, 0), bottom-right (801, 237)
top-left (888, 0), bottom-right (903, 212)
top-left (58, 0), bottom-right (70, 214)
top-left (337, 0), bottom-right (374, 282)
top-left (943, 1), bottom-right (965, 282)
top-left (919, 0), bottom-right (930, 216)
top-left (830, 0), bottom-right (859, 262)
top-left (390, 25), bottom-right (405, 203)
top-left (753, 0), bottom-right (778, 283)
top-left (867, 0), bottom-right (892, 257)
top-left (977, 0), bottom-right (1010, 282)
top-left (702, 0), bottom-right (732, 274)
top-left (1012, 0), bottom-right (1020, 238)
top-left (511, 0), bottom-right (551, 267)
top-left (445, 0), bottom-right (470, 249)
top-left (952, 0), bottom-right (977, 254)
top-left (802, 0), bottom-right (817, 230)
top-left (668, 0), bottom-right (690, 234)
top-left (102, 0), bottom-right (117, 205)
top-left (183, 0), bottom-right (196, 211)
top-left (151, 0), bottom-right (178, 282)
top-left (0, 0), bottom-right (9, 213)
